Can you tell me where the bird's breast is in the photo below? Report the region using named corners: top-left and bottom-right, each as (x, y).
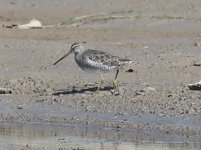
top-left (74, 54), bottom-right (114, 73)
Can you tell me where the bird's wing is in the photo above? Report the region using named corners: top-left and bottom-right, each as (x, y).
top-left (83, 49), bottom-right (132, 68)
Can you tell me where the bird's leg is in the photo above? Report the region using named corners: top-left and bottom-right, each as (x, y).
top-left (93, 74), bottom-right (104, 95)
top-left (113, 70), bottom-right (120, 95)
top-left (98, 73), bottom-right (104, 90)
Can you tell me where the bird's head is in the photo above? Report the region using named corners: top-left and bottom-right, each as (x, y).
top-left (53, 42), bottom-right (86, 65)
top-left (70, 42), bottom-right (86, 54)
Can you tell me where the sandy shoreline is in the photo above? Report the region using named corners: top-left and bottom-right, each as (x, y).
top-left (0, 0), bottom-right (201, 142)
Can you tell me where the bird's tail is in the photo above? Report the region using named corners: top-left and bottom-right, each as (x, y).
top-left (119, 58), bottom-right (133, 64)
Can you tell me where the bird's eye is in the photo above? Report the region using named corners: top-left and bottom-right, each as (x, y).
top-left (72, 45), bottom-right (79, 49)
top-left (72, 45), bottom-right (76, 49)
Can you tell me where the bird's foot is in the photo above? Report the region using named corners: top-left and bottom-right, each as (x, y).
top-left (112, 80), bottom-right (120, 95)
top-left (91, 80), bottom-right (104, 96)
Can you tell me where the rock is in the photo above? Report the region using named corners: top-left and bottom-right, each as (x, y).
top-left (188, 81), bottom-right (201, 90)
top-left (141, 87), bottom-right (156, 92)
top-left (194, 42), bottom-right (201, 47)
top-left (125, 68), bottom-right (134, 72)
top-left (193, 61), bottom-right (201, 66)
top-left (17, 105), bottom-right (23, 109)
top-left (0, 88), bottom-right (12, 94)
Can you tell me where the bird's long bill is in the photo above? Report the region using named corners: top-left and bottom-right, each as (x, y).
top-left (53, 51), bottom-right (71, 65)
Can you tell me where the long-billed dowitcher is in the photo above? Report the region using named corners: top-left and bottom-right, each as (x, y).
top-left (54, 42), bottom-right (133, 95)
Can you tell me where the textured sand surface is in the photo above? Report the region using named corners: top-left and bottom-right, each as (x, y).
top-left (0, 0), bottom-right (201, 140)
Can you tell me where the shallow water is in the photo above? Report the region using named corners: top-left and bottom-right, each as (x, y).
top-left (0, 123), bottom-right (200, 150)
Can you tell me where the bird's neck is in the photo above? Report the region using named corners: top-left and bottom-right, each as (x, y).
top-left (74, 50), bottom-right (84, 59)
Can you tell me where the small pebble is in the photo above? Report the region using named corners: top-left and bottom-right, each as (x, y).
top-left (126, 69), bottom-right (134, 72)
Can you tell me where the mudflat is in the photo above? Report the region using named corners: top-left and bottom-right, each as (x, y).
top-left (0, 0), bottom-right (201, 140)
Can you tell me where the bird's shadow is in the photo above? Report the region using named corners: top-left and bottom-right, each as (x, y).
top-left (52, 84), bottom-right (113, 95)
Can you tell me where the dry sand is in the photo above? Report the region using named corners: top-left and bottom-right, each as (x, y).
top-left (0, 0), bottom-right (201, 140)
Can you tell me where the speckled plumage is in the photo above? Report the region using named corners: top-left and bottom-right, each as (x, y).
top-left (75, 49), bottom-right (133, 73)
top-left (54, 42), bottom-right (133, 94)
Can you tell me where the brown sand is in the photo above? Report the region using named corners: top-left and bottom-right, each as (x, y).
top-left (0, 0), bottom-right (201, 139)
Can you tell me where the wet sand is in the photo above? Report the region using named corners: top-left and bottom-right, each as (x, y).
top-left (0, 122), bottom-right (200, 150)
top-left (0, 0), bottom-right (201, 142)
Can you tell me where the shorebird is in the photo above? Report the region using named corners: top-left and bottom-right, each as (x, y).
top-left (54, 42), bottom-right (133, 95)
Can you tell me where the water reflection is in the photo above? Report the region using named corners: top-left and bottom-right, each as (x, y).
top-left (0, 122), bottom-right (200, 150)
